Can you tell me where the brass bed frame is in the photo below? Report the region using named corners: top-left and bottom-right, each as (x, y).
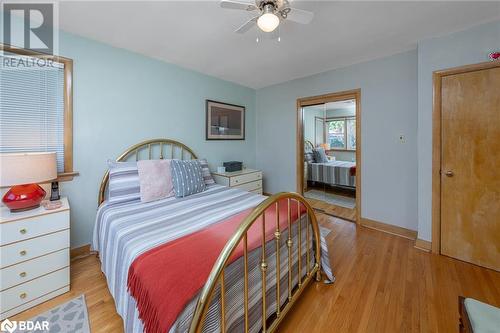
top-left (305, 140), bottom-right (314, 151)
top-left (98, 139), bottom-right (324, 333)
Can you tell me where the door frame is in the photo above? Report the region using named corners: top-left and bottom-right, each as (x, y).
top-left (296, 89), bottom-right (361, 224)
top-left (431, 60), bottom-right (500, 254)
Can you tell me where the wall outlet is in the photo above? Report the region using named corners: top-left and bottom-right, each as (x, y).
top-left (399, 135), bottom-right (406, 144)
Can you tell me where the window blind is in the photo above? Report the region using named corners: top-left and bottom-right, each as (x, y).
top-left (0, 52), bottom-right (65, 172)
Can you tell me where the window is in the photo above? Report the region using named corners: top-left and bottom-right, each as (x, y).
top-left (0, 45), bottom-right (75, 179)
top-left (347, 118), bottom-right (356, 150)
top-left (327, 117), bottom-right (356, 150)
top-left (328, 119), bottom-right (345, 149)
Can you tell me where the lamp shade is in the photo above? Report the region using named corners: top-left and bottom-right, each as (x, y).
top-left (319, 143), bottom-right (331, 150)
top-left (0, 152), bottom-right (57, 187)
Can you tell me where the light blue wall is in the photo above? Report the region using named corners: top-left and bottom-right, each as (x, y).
top-left (4, 12), bottom-right (497, 245)
top-left (417, 20), bottom-right (500, 241)
top-left (303, 106), bottom-right (324, 145)
top-left (1, 26), bottom-right (256, 247)
top-left (326, 108), bottom-right (355, 118)
top-left (256, 50), bottom-right (418, 231)
top-left (60, 33), bottom-right (256, 247)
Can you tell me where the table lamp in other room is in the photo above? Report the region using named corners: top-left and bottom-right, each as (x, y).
top-left (319, 143), bottom-right (330, 150)
top-left (0, 152), bottom-right (57, 212)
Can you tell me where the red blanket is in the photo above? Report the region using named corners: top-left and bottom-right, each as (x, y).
top-left (127, 199), bottom-right (305, 333)
top-left (350, 165), bottom-right (356, 176)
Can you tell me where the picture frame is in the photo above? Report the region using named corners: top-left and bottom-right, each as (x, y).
top-left (206, 100), bottom-right (245, 140)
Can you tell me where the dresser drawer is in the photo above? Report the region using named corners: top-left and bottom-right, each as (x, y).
top-left (234, 180), bottom-right (262, 192)
top-left (0, 267), bottom-right (69, 314)
top-left (0, 210), bottom-right (69, 246)
top-left (1, 229), bottom-right (69, 268)
top-left (0, 249), bottom-right (69, 291)
top-left (230, 172), bottom-right (262, 187)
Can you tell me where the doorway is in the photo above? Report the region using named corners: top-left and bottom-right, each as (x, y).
top-left (432, 61), bottom-right (499, 271)
top-left (297, 89), bottom-right (361, 223)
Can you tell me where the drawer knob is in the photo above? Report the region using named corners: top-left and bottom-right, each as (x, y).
top-left (19, 272), bottom-right (27, 278)
top-left (20, 228), bottom-right (27, 234)
top-left (20, 292), bottom-right (27, 299)
top-left (235, 180), bottom-right (239, 183)
top-left (19, 250), bottom-right (27, 256)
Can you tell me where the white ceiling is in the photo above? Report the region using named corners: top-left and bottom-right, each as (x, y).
top-left (304, 99), bottom-right (355, 111)
top-left (58, 1), bottom-right (500, 89)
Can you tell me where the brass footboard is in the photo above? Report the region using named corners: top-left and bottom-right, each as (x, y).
top-left (189, 192), bottom-right (322, 333)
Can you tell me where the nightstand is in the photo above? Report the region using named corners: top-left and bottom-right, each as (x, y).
top-left (0, 198), bottom-right (70, 320)
top-left (212, 169), bottom-right (263, 194)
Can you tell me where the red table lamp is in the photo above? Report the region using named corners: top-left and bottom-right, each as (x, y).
top-left (1, 152), bottom-right (57, 212)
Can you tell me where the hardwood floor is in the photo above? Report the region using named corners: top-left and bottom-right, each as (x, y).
top-left (10, 214), bottom-right (500, 332)
top-left (306, 197), bottom-right (357, 222)
top-left (9, 254), bottom-right (124, 332)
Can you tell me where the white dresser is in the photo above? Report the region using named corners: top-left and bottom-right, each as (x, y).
top-left (212, 169), bottom-right (263, 194)
top-left (0, 198), bottom-right (70, 320)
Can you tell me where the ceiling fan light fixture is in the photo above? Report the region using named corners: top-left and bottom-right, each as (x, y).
top-left (257, 4), bottom-right (279, 32)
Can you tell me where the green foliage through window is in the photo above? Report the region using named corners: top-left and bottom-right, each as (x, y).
top-left (327, 117), bottom-right (356, 150)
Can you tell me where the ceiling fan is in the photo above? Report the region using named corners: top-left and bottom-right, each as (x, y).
top-left (220, 0), bottom-right (314, 34)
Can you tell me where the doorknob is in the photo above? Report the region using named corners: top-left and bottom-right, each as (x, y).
top-left (445, 170), bottom-right (454, 177)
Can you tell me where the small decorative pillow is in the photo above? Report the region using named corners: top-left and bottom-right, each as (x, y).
top-left (107, 160), bottom-right (140, 204)
top-left (198, 159), bottom-right (215, 185)
top-left (313, 148), bottom-right (329, 163)
top-left (171, 160), bottom-right (206, 198)
top-left (137, 160), bottom-right (174, 203)
top-left (304, 152), bottom-right (315, 164)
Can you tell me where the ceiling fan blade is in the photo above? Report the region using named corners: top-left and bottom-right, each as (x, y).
top-left (220, 0), bottom-right (258, 11)
top-left (286, 7), bottom-right (314, 24)
top-left (235, 16), bottom-right (258, 33)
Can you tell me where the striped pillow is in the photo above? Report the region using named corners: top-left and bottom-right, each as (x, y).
top-left (107, 160), bottom-right (140, 204)
top-left (171, 160), bottom-right (206, 198)
top-left (197, 159), bottom-right (215, 185)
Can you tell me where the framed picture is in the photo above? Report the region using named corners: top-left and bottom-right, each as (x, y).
top-left (206, 100), bottom-right (245, 140)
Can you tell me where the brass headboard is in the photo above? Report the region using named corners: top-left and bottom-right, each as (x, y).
top-left (98, 138), bottom-right (198, 205)
top-left (305, 140), bottom-right (314, 151)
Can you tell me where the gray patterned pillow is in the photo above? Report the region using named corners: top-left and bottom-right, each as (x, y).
top-left (197, 159), bottom-right (215, 185)
top-left (313, 148), bottom-right (329, 163)
top-left (171, 160), bottom-right (206, 198)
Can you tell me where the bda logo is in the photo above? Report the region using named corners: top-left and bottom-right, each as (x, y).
top-left (0, 319), bottom-right (17, 333)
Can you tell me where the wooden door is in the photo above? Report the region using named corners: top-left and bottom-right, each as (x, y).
top-left (440, 66), bottom-right (500, 271)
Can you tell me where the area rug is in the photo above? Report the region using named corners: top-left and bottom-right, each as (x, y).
top-left (15, 295), bottom-right (90, 333)
top-left (305, 189), bottom-right (356, 209)
top-left (320, 225), bottom-right (332, 238)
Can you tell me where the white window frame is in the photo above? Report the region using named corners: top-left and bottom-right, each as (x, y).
top-left (326, 116), bottom-right (356, 151)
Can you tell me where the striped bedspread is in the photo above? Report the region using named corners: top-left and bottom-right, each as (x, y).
top-left (92, 185), bottom-right (333, 333)
top-left (308, 160), bottom-right (356, 187)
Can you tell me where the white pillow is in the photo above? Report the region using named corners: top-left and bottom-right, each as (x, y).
top-left (137, 160), bottom-right (174, 203)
